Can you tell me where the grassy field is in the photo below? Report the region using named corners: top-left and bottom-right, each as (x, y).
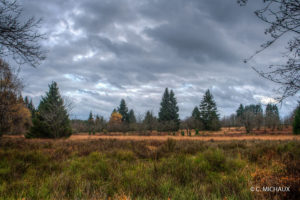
top-left (0, 137), bottom-right (299, 200)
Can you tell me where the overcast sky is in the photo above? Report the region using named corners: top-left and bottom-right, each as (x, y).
top-left (18, 0), bottom-right (298, 120)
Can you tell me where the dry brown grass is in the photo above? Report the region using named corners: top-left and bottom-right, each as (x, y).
top-left (3, 134), bottom-right (300, 142)
top-left (70, 134), bottom-right (300, 141)
top-left (1, 135), bottom-right (299, 199)
top-left (2, 126), bottom-right (296, 141)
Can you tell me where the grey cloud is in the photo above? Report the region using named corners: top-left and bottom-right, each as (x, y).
top-left (18, 0), bottom-right (298, 120)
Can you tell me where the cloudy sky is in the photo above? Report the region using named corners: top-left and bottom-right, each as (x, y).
top-left (18, 0), bottom-right (297, 120)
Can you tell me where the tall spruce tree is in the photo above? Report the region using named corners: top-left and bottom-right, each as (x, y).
top-left (293, 104), bottom-right (300, 134)
top-left (24, 96), bottom-right (29, 107)
top-left (88, 111), bottom-right (94, 135)
top-left (128, 109), bottom-right (136, 123)
top-left (118, 99), bottom-right (129, 123)
top-left (158, 88), bottom-right (170, 121)
top-left (192, 106), bottom-right (200, 120)
top-left (199, 89), bottom-right (220, 130)
top-left (24, 96), bottom-right (35, 116)
top-left (236, 104), bottom-right (244, 118)
top-left (169, 90), bottom-right (180, 129)
top-left (158, 88), bottom-right (179, 131)
top-left (26, 81), bottom-right (72, 138)
top-left (95, 114), bottom-right (105, 132)
top-left (143, 111), bottom-right (157, 131)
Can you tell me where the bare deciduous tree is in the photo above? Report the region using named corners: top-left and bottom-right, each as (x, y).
top-left (239, 0), bottom-right (300, 101)
top-left (0, 0), bottom-right (46, 67)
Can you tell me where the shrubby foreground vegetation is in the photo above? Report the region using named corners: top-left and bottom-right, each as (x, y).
top-left (0, 138), bottom-right (299, 199)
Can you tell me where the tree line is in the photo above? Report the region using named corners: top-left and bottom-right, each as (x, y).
top-left (1, 58), bottom-right (300, 138)
top-left (222, 104), bottom-right (280, 133)
top-left (71, 88), bottom-right (221, 135)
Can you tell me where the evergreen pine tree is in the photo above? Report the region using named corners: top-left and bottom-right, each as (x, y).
top-left (118, 99), bottom-right (129, 123)
top-left (169, 90), bottom-right (180, 130)
top-left (24, 96), bottom-right (35, 116)
top-left (199, 89), bottom-right (220, 130)
top-left (88, 111), bottom-right (94, 135)
top-left (158, 88), bottom-right (170, 122)
top-left (95, 115), bottom-right (103, 132)
top-left (24, 96), bottom-right (29, 107)
top-left (236, 104), bottom-right (244, 118)
top-left (192, 106), bottom-right (200, 120)
top-left (143, 111), bottom-right (157, 131)
top-left (158, 88), bottom-right (180, 131)
top-left (236, 104), bottom-right (244, 126)
top-left (26, 81), bottom-right (72, 138)
top-left (128, 109), bottom-right (136, 123)
top-left (293, 104), bottom-right (300, 134)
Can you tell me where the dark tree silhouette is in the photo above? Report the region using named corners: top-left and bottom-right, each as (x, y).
top-left (128, 109), bottom-right (136, 123)
top-left (158, 88), bottom-right (180, 131)
top-left (199, 90), bottom-right (220, 131)
top-left (293, 104), bottom-right (300, 134)
top-left (118, 99), bottom-right (129, 123)
top-left (27, 82), bottom-right (72, 138)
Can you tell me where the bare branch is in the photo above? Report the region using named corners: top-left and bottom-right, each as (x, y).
top-left (240, 0), bottom-right (300, 101)
top-left (0, 0), bottom-right (47, 67)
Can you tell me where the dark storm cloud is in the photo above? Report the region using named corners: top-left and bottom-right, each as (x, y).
top-left (144, 22), bottom-right (239, 63)
top-left (18, 0), bottom-right (297, 119)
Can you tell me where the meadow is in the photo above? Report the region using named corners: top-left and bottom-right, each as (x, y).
top-left (0, 136), bottom-right (299, 200)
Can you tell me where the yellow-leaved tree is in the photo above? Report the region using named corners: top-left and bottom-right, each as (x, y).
top-left (0, 59), bottom-right (32, 136)
top-left (108, 110), bottom-right (122, 132)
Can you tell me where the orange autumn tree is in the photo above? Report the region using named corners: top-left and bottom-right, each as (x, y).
top-left (10, 97), bottom-right (32, 135)
top-left (108, 110), bottom-right (122, 132)
top-left (0, 59), bottom-right (32, 136)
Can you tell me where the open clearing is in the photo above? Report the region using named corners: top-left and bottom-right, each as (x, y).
top-left (68, 134), bottom-right (300, 141)
top-left (3, 134), bottom-right (300, 141)
top-left (1, 136), bottom-right (299, 199)
top-left (3, 127), bottom-right (299, 141)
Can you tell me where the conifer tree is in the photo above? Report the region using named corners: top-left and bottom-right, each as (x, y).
top-left (95, 114), bottom-right (105, 132)
top-left (88, 111), bottom-right (94, 135)
top-left (192, 106), bottom-right (200, 120)
top-left (293, 104), bottom-right (300, 135)
top-left (24, 96), bottom-right (35, 116)
top-left (143, 111), bottom-right (157, 131)
top-left (24, 96), bottom-right (29, 107)
top-left (27, 81), bottom-right (72, 138)
top-left (236, 104), bottom-right (244, 123)
top-left (128, 109), bottom-right (136, 123)
top-left (199, 89), bottom-right (220, 130)
top-left (158, 88), bottom-right (170, 121)
top-left (158, 88), bottom-right (180, 131)
top-left (169, 90), bottom-right (180, 129)
top-left (118, 99), bottom-right (129, 123)
top-left (191, 106), bottom-right (203, 130)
